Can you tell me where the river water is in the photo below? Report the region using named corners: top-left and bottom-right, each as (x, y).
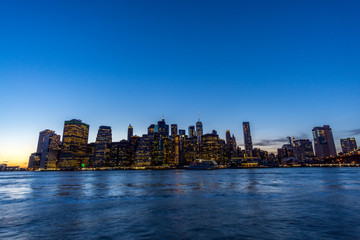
top-left (1, 168), bottom-right (360, 239)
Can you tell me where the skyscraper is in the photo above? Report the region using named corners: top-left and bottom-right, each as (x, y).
top-left (36, 129), bottom-right (55, 154)
top-left (29, 129), bottom-right (60, 170)
top-left (225, 130), bottom-right (237, 159)
top-left (293, 139), bottom-right (314, 161)
top-left (340, 138), bottom-right (357, 153)
top-left (128, 124), bottom-right (133, 141)
top-left (94, 126), bottom-right (112, 167)
top-left (201, 132), bottom-right (223, 163)
top-left (135, 134), bottom-right (154, 166)
top-left (243, 122), bottom-right (253, 157)
top-left (196, 117), bottom-right (203, 141)
top-left (188, 126), bottom-right (196, 138)
top-left (171, 124), bottom-right (178, 138)
top-left (40, 132), bottom-right (61, 169)
top-left (157, 117), bottom-right (169, 137)
top-left (179, 129), bottom-right (186, 136)
top-left (59, 119), bottom-right (89, 169)
top-left (312, 125), bottom-right (337, 158)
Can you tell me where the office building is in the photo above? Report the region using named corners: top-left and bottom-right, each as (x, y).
top-left (40, 133), bottom-right (61, 169)
top-left (341, 138), bottom-right (357, 153)
top-left (243, 122), bottom-right (253, 157)
top-left (201, 133), bottom-right (222, 163)
top-left (128, 124), bottom-right (133, 140)
top-left (179, 129), bottom-right (186, 136)
top-left (188, 126), bottom-right (196, 138)
top-left (59, 119), bottom-right (89, 169)
top-left (312, 125), bottom-right (337, 158)
top-left (171, 124), bottom-right (178, 138)
top-left (293, 139), bottom-right (314, 161)
top-left (196, 117), bottom-right (203, 141)
top-left (157, 117), bottom-right (169, 137)
top-left (36, 129), bottom-right (55, 154)
top-left (94, 126), bottom-right (112, 167)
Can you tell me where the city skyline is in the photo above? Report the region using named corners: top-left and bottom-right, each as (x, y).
top-left (1, 114), bottom-right (360, 168)
top-left (1, 1), bottom-right (360, 167)
top-left (23, 117), bottom-right (358, 169)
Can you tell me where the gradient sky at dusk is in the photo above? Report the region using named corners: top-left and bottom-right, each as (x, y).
top-left (1, 0), bottom-right (359, 167)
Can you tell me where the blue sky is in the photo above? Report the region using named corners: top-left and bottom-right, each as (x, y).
top-left (1, 0), bottom-right (359, 166)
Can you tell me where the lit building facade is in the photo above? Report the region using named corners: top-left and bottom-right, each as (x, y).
top-left (36, 129), bottom-right (55, 154)
top-left (196, 119), bottom-right (203, 141)
top-left (59, 119), bottom-right (89, 169)
top-left (94, 126), bottom-right (112, 167)
top-left (201, 133), bottom-right (223, 163)
top-left (341, 138), bottom-right (357, 153)
top-left (171, 124), bottom-right (178, 138)
top-left (40, 133), bottom-right (61, 169)
top-left (29, 129), bottom-right (61, 169)
top-left (312, 125), bottom-right (337, 158)
top-left (135, 134), bottom-right (154, 166)
top-left (243, 122), bottom-right (253, 157)
top-left (293, 139), bottom-right (314, 161)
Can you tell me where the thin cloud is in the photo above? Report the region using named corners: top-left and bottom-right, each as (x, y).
top-left (254, 134), bottom-right (312, 147)
top-left (254, 138), bottom-right (288, 146)
top-left (346, 129), bottom-right (360, 136)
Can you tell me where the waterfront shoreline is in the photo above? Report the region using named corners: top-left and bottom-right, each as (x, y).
top-left (26, 163), bottom-right (360, 171)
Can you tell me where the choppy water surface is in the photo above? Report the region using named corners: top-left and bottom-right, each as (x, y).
top-left (1, 168), bottom-right (360, 239)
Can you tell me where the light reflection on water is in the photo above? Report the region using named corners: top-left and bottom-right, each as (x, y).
top-left (1, 168), bottom-right (360, 239)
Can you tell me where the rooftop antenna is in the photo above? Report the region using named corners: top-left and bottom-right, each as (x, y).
top-left (198, 112), bottom-right (200, 121)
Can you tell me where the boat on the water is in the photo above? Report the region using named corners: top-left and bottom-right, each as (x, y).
top-left (184, 159), bottom-right (219, 170)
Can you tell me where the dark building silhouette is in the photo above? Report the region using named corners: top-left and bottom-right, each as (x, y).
top-left (129, 136), bottom-right (140, 165)
top-left (179, 129), bottom-right (186, 136)
top-left (28, 153), bottom-right (41, 170)
top-left (171, 124), bottom-right (178, 138)
top-left (225, 130), bottom-right (237, 159)
top-left (196, 117), bottom-right (203, 141)
top-left (148, 124), bottom-right (155, 135)
top-left (127, 124), bottom-right (133, 141)
top-left (293, 139), bottom-right (314, 161)
top-left (183, 137), bottom-right (199, 164)
top-left (312, 125), bottom-right (337, 158)
top-left (59, 119), bottom-right (89, 169)
top-left (40, 133), bottom-right (61, 169)
top-left (110, 140), bottom-right (132, 167)
top-left (135, 134), bottom-right (153, 166)
top-left (151, 118), bottom-right (171, 165)
top-left (341, 138), bottom-right (357, 153)
top-left (94, 126), bottom-right (112, 167)
top-left (188, 126), bottom-right (196, 138)
top-left (171, 135), bottom-right (180, 166)
top-left (243, 122), bottom-right (253, 157)
top-left (156, 117), bottom-right (169, 137)
top-left (29, 129), bottom-right (60, 169)
top-left (36, 129), bottom-right (55, 154)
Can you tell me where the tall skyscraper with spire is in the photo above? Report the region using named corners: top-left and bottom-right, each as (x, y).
top-left (243, 122), bottom-right (253, 157)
